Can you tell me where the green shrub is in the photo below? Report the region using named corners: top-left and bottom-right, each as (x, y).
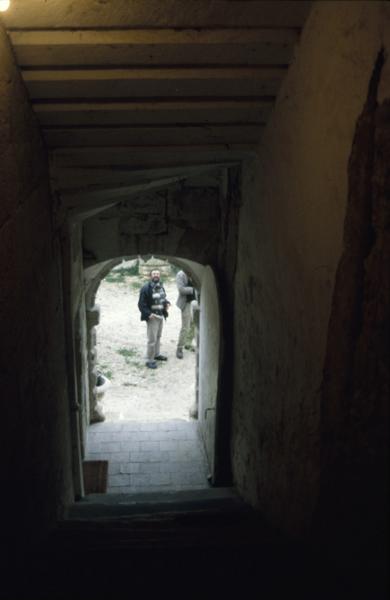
top-left (104, 261), bottom-right (139, 283)
top-left (117, 347), bottom-right (138, 358)
top-left (105, 271), bottom-right (125, 284)
top-left (117, 348), bottom-right (139, 365)
top-left (115, 261), bottom-right (139, 276)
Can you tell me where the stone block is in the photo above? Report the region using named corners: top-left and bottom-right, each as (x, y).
top-left (149, 473), bottom-right (171, 486)
top-left (120, 215), bottom-right (167, 235)
top-left (120, 462), bottom-right (140, 474)
top-left (119, 193), bottom-right (166, 215)
top-left (109, 474), bottom-right (130, 487)
top-left (168, 187), bottom-right (219, 224)
top-left (131, 473), bottom-right (151, 486)
top-left (138, 462), bottom-right (161, 474)
top-left (120, 441), bottom-right (141, 452)
top-left (159, 440), bottom-right (179, 452)
top-left (139, 440), bottom-right (160, 452)
top-left (86, 305), bottom-right (100, 328)
top-left (106, 451), bottom-right (130, 463)
top-left (100, 441), bottom-right (121, 453)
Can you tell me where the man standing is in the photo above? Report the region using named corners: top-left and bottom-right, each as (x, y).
top-left (138, 270), bottom-right (170, 369)
top-left (175, 269), bottom-right (196, 359)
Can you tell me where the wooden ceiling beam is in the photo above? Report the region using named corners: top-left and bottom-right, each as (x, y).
top-left (43, 124), bottom-right (264, 147)
top-left (23, 67), bottom-right (286, 99)
top-left (34, 99), bottom-right (272, 126)
top-left (51, 146), bottom-right (256, 168)
top-left (3, 1), bottom-right (312, 30)
top-left (9, 29), bottom-right (299, 67)
top-left (3, 1), bottom-right (312, 205)
top-left (52, 164), bottom-right (235, 188)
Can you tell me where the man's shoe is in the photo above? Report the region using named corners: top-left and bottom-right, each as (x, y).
top-left (154, 354), bottom-right (167, 361)
top-left (176, 348), bottom-right (183, 359)
top-left (146, 360), bottom-right (157, 369)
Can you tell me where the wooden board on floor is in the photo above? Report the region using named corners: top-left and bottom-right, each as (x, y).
top-left (83, 460), bottom-right (108, 494)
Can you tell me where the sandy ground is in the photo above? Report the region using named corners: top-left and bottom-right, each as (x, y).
top-left (95, 275), bottom-right (196, 422)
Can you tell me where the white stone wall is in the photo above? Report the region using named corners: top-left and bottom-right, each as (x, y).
top-left (232, 0), bottom-right (390, 538)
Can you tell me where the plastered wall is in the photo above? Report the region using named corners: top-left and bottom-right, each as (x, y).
top-left (83, 184), bottom-right (221, 266)
top-left (198, 266), bottom-right (220, 478)
top-left (232, 0), bottom-right (389, 551)
top-left (0, 23), bottom-right (73, 542)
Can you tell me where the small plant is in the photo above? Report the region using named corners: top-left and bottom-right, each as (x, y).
top-left (132, 360), bottom-right (145, 370)
top-left (105, 271), bottom-right (126, 284)
top-left (98, 365), bottom-right (113, 380)
top-left (122, 262), bottom-right (139, 276)
top-left (131, 280), bottom-right (142, 290)
top-left (117, 347), bottom-right (142, 365)
top-left (117, 347), bottom-right (138, 359)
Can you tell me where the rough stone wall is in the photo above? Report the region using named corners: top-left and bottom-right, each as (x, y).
top-left (67, 222), bottom-right (90, 442)
top-left (232, 0), bottom-right (389, 551)
top-left (314, 46), bottom-right (389, 567)
top-left (0, 24), bottom-right (73, 542)
top-left (198, 266), bottom-right (220, 478)
top-left (82, 184), bottom-right (220, 266)
top-left (214, 166), bottom-right (241, 484)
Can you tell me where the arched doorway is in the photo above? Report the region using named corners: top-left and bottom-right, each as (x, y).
top-left (77, 255), bottom-right (221, 496)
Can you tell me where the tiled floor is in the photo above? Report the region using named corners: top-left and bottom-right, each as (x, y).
top-left (85, 418), bottom-right (211, 494)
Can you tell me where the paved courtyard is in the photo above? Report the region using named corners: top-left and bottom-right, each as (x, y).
top-left (85, 418), bottom-right (210, 494)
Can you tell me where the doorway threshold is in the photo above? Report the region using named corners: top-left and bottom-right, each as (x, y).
top-left (66, 487), bottom-right (249, 520)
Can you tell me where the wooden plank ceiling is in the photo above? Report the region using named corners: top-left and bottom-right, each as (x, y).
top-left (2, 0), bottom-right (312, 215)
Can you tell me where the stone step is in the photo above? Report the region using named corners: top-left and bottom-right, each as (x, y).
top-left (5, 488), bottom-right (348, 599)
top-left (65, 486), bottom-right (246, 520)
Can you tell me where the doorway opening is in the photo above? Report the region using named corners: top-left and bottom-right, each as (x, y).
top-left (82, 256), bottom-right (220, 496)
top-left (94, 257), bottom-right (197, 421)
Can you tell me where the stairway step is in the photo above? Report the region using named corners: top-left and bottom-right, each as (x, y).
top-left (58, 487), bottom-right (284, 551)
top-left (65, 486), bottom-right (246, 520)
top-left (4, 489), bottom-right (343, 599)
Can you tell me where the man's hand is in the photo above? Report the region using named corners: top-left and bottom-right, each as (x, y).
top-left (148, 314), bottom-right (155, 320)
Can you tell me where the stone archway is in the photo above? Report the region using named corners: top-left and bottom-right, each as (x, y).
top-left (64, 166), bottom-right (240, 493)
top-left (82, 254), bottom-right (221, 483)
